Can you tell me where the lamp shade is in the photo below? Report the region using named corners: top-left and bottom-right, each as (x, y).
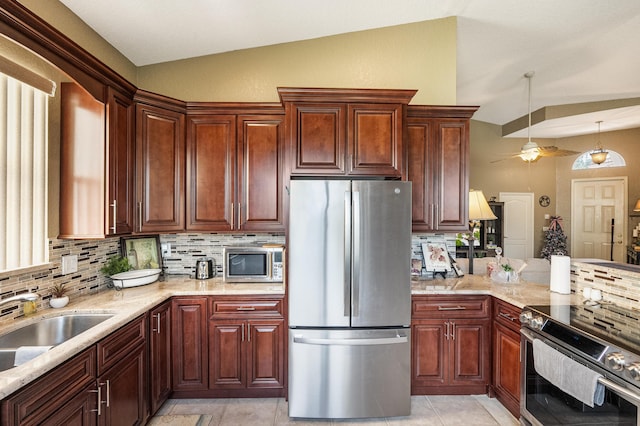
top-left (634, 199), bottom-right (640, 212)
top-left (469, 190), bottom-right (497, 220)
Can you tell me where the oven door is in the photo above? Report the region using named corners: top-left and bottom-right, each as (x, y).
top-left (521, 327), bottom-right (640, 426)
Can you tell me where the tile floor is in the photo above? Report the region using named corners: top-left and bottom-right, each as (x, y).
top-left (148, 395), bottom-right (519, 425)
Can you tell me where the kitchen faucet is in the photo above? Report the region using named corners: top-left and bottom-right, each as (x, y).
top-left (0, 292), bottom-right (38, 307)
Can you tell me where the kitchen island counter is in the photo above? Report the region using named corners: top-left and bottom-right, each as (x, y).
top-left (411, 274), bottom-right (579, 308)
top-left (0, 276), bottom-right (284, 399)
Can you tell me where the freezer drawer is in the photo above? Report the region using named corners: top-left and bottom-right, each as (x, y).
top-left (288, 328), bottom-right (411, 419)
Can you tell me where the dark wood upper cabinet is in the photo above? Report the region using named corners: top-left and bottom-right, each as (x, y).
top-left (59, 83), bottom-right (134, 239)
top-left (407, 106), bottom-right (478, 232)
top-left (186, 109), bottom-right (285, 232)
top-left (134, 95), bottom-right (186, 233)
top-left (186, 115), bottom-right (236, 231)
top-left (279, 88), bottom-right (416, 177)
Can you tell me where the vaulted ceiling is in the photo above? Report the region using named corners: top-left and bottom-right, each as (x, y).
top-left (59, 0), bottom-right (640, 138)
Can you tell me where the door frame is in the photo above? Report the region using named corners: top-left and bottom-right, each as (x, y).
top-left (570, 176), bottom-right (628, 262)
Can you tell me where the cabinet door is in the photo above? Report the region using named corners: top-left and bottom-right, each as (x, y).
top-left (106, 87), bottom-right (135, 236)
top-left (186, 115), bottom-right (236, 231)
top-left (209, 320), bottom-right (245, 389)
top-left (411, 321), bottom-right (447, 389)
top-left (246, 319), bottom-right (285, 389)
top-left (40, 383), bottom-right (97, 426)
top-left (432, 120), bottom-right (469, 230)
top-left (98, 345), bottom-right (147, 426)
top-left (449, 319), bottom-right (490, 385)
top-left (493, 321), bottom-right (521, 417)
top-left (288, 103), bottom-right (346, 175)
top-left (407, 118), bottom-right (434, 231)
top-left (59, 82), bottom-right (107, 239)
top-left (171, 297), bottom-right (208, 392)
top-left (135, 103), bottom-right (185, 232)
top-left (348, 103), bottom-right (403, 177)
top-left (149, 300), bottom-right (172, 415)
top-left (237, 115), bottom-right (285, 231)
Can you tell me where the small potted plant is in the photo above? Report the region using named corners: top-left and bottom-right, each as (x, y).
top-left (49, 283), bottom-right (69, 308)
top-left (100, 256), bottom-right (132, 277)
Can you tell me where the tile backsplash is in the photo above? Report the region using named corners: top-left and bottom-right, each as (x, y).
top-left (0, 232), bottom-right (284, 324)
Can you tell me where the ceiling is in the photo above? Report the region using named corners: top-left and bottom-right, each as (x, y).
top-left (59, 0), bottom-right (640, 139)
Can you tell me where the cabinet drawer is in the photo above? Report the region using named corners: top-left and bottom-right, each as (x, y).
top-left (211, 297), bottom-right (283, 318)
top-left (97, 315), bottom-right (146, 375)
top-left (493, 298), bottom-right (521, 332)
top-left (412, 295), bottom-right (489, 319)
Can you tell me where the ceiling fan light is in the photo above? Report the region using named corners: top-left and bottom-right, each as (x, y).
top-left (519, 147), bottom-right (540, 162)
top-left (590, 149), bottom-right (608, 165)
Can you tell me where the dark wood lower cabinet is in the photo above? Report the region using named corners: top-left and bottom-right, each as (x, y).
top-left (411, 295), bottom-right (490, 395)
top-left (491, 298), bottom-right (522, 418)
top-left (149, 300), bottom-right (172, 415)
top-left (171, 297), bottom-right (209, 394)
top-left (44, 384), bottom-right (97, 426)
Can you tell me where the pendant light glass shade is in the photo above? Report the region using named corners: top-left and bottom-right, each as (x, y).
top-left (590, 121), bottom-right (608, 165)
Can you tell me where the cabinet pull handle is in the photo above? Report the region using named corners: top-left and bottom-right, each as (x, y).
top-left (231, 203), bottom-right (234, 228)
top-left (153, 313), bottom-right (161, 333)
top-left (105, 380), bottom-right (110, 407)
top-left (438, 306), bottom-right (466, 311)
top-left (451, 321), bottom-right (455, 340)
top-left (138, 202), bottom-right (143, 232)
top-left (110, 200), bottom-right (117, 233)
top-left (445, 322), bottom-right (449, 340)
top-left (241, 323), bottom-right (245, 341)
top-left (236, 307), bottom-right (256, 311)
top-left (247, 324), bottom-right (251, 342)
top-left (89, 385), bottom-right (102, 416)
top-left (499, 312), bottom-right (517, 322)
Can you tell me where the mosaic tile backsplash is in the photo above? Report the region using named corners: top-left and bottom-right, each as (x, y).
top-left (0, 233), bottom-right (284, 325)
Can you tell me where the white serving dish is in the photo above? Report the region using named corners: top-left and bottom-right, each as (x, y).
top-left (110, 269), bottom-right (161, 289)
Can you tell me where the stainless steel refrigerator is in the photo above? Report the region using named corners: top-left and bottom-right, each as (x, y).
top-left (288, 179), bottom-right (412, 419)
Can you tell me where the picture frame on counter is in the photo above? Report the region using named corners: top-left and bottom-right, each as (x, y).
top-left (120, 235), bottom-right (163, 270)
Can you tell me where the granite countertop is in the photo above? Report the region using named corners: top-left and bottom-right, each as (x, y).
top-left (0, 273), bottom-right (573, 399)
top-left (0, 276), bottom-right (285, 399)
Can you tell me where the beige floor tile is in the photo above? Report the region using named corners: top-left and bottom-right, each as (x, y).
top-left (147, 414), bottom-right (213, 426)
top-left (426, 395), bottom-right (504, 426)
top-left (472, 395), bottom-right (519, 426)
top-left (218, 398), bottom-right (280, 425)
top-left (387, 396), bottom-right (444, 425)
top-left (169, 398), bottom-right (227, 417)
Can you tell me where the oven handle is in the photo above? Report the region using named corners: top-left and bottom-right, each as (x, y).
top-left (599, 377), bottom-right (640, 406)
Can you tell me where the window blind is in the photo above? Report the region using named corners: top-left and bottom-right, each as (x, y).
top-left (0, 72), bottom-right (49, 272)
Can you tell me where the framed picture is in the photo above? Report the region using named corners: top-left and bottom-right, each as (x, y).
top-left (421, 242), bottom-right (452, 272)
top-left (120, 235), bottom-right (162, 270)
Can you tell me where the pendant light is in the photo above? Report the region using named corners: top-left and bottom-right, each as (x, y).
top-left (590, 121), bottom-right (608, 165)
top-left (519, 71), bottom-right (541, 162)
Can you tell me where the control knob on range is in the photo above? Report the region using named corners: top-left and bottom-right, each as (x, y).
top-left (627, 362), bottom-right (640, 381)
top-left (519, 311), bottom-right (533, 325)
top-left (605, 352), bottom-right (626, 371)
top-left (530, 315), bottom-right (544, 330)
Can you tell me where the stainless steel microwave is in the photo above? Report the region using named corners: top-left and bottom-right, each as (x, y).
top-left (222, 246), bottom-right (284, 283)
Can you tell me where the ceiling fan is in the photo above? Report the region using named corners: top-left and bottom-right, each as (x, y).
top-left (492, 72), bottom-right (580, 163)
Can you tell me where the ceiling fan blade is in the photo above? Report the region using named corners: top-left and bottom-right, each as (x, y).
top-left (490, 153), bottom-right (526, 163)
top-left (537, 146), bottom-right (580, 157)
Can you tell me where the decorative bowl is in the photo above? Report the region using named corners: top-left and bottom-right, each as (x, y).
top-left (110, 269), bottom-right (161, 289)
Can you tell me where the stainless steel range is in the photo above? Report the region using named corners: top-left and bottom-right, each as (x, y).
top-left (520, 303), bottom-right (640, 426)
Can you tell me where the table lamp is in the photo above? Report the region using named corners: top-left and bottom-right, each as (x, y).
top-left (468, 190), bottom-right (497, 274)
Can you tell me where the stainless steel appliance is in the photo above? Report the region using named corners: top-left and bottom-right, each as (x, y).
top-left (195, 258), bottom-right (215, 279)
top-left (222, 245), bottom-right (284, 283)
top-left (520, 303), bottom-right (640, 425)
top-left (288, 180), bottom-right (412, 419)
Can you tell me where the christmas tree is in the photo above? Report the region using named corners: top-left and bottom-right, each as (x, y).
top-left (541, 216), bottom-right (568, 260)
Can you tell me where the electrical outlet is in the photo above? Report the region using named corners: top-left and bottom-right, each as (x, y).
top-left (161, 243), bottom-right (171, 257)
top-left (61, 254), bottom-right (78, 275)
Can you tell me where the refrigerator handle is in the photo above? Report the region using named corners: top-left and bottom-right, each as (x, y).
top-left (352, 190), bottom-right (360, 317)
top-left (344, 191), bottom-right (352, 318)
top-left (293, 334), bottom-right (409, 346)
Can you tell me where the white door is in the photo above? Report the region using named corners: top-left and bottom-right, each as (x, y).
top-left (499, 192), bottom-right (534, 259)
top-left (571, 177), bottom-right (627, 262)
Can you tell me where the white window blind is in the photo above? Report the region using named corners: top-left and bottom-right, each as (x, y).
top-left (0, 72), bottom-right (49, 272)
